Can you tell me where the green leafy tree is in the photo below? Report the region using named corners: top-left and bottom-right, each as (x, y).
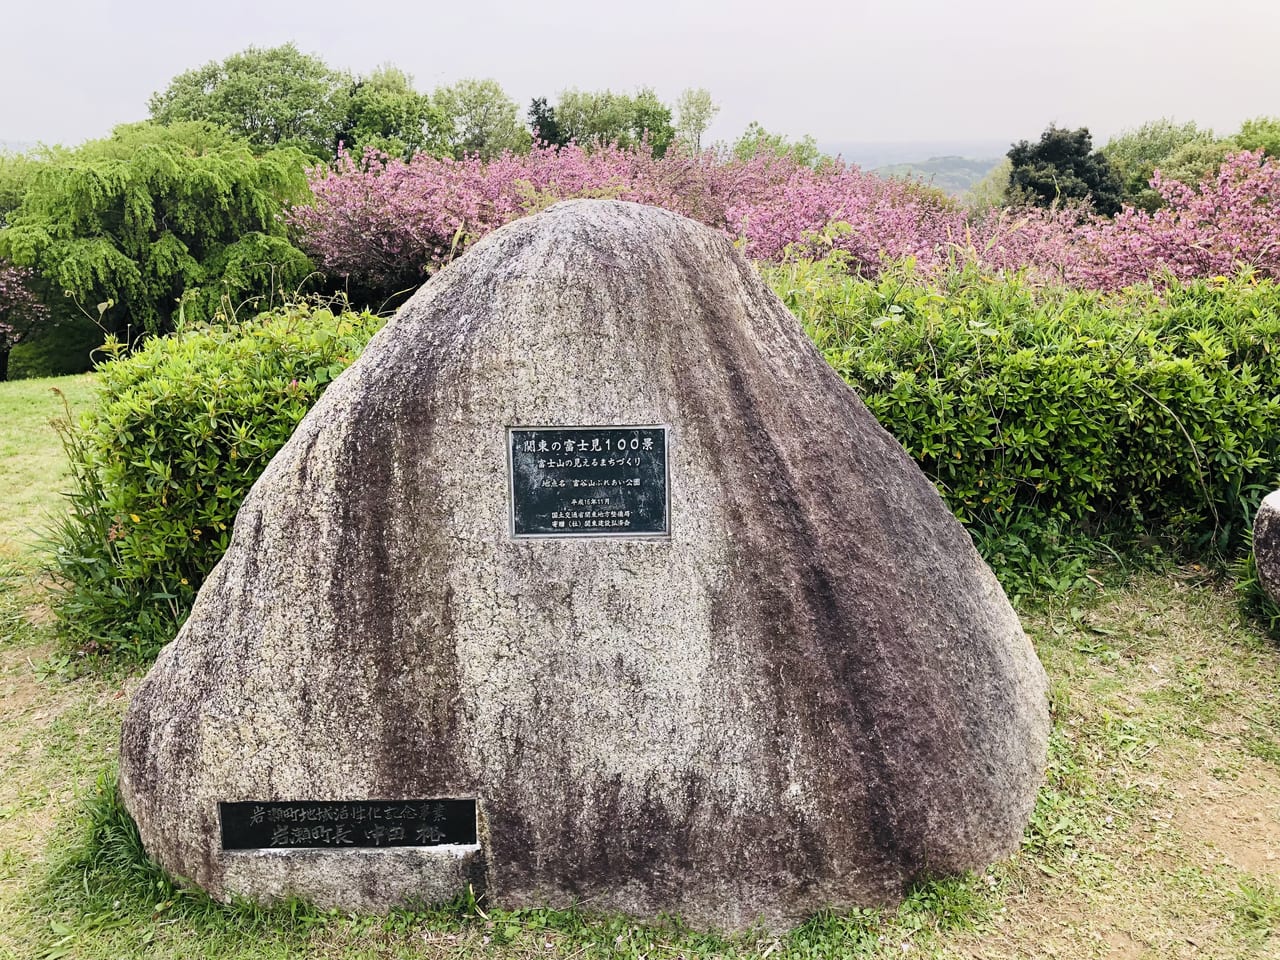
top-left (528, 97), bottom-right (567, 147)
top-left (433, 79), bottom-right (530, 160)
top-left (1159, 138), bottom-right (1236, 187)
top-left (554, 89), bottom-right (635, 148)
top-left (1007, 125), bottom-right (1123, 215)
top-left (0, 151), bottom-right (42, 225)
top-left (1235, 116), bottom-right (1280, 156)
top-left (149, 43), bottom-right (350, 158)
top-left (629, 88), bottom-right (675, 157)
top-left (339, 65), bottom-right (450, 160)
top-left (731, 122), bottom-right (823, 167)
top-left (675, 88), bottom-right (719, 151)
top-left (552, 88), bottom-right (674, 156)
top-left (1103, 119), bottom-right (1213, 211)
top-left (0, 122), bottom-right (314, 338)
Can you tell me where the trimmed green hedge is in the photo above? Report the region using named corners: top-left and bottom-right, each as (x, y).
top-left (52, 302), bottom-right (384, 660)
top-left (764, 257), bottom-right (1280, 580)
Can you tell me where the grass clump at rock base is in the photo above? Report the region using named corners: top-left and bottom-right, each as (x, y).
top-left (32, 770), bottom-right (338, 959)
top-left (25, 769), bottom-right (1000, 960)
top-left (1231, 541), bottom-right (1280, 643)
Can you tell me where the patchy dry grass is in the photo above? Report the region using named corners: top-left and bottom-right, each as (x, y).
top-left (941, 574), bottom-right (1280, 960)
top-left (0, 374), bottom-right (1278, 958)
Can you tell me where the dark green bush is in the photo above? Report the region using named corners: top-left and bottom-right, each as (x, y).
top-left (51, 301), bottom-right (383, 661)
top-left (7, 309), bottom-right (102, 378)
top-left (763, 256), bottom-right (1280, 584)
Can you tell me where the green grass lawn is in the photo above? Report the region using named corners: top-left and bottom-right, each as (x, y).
top-left (0, 374), bottom-right (1278, 959)
top-left (0, 374), bottom-right (97, 564)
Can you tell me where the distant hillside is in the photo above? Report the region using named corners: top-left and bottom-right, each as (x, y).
top-left (818, 139), bottom-right (1009, 168)
top-left (874, 155), bottom-right (1003, 196)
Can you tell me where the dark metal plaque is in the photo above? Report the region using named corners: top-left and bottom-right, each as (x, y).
top-left (508, 426), bottom-right (669, 537)
top-left (219, 799), bottom-right (477, 850)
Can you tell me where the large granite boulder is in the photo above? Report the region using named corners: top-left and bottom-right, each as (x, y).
top-left (1254, 490), bottom-right (1280, 603)
top-left (119, 199), bottom-right (1050, 932)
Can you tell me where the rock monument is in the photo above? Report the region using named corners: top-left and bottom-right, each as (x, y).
top-left (1253, 490), bottom-right (1280, 603)
top-left (119, 199), bottom-right (1050, 932)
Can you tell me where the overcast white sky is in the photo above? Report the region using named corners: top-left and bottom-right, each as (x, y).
top-left (3, 0), bottom-right (1278, 152)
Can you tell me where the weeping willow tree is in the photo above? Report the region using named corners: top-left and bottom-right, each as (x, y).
top-left (0, 121), bottom-right (314, 338)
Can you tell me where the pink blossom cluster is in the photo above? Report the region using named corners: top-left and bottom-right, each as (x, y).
top-left (0, 260), bottom-right (48, 348)
top-left (288, 144), bottom-right (968, 290)
top-left (288, 145), bottom-right (1280, 294)
top-left (726, 164), bottom-right (973, 272)
top-left (1078, 150), bottom-right (1280, 287)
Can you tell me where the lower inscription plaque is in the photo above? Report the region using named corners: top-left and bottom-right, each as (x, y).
top-left (508, 425), bottom-right (669, 537)
top-left (219, 799), bottom-right (477, 850)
